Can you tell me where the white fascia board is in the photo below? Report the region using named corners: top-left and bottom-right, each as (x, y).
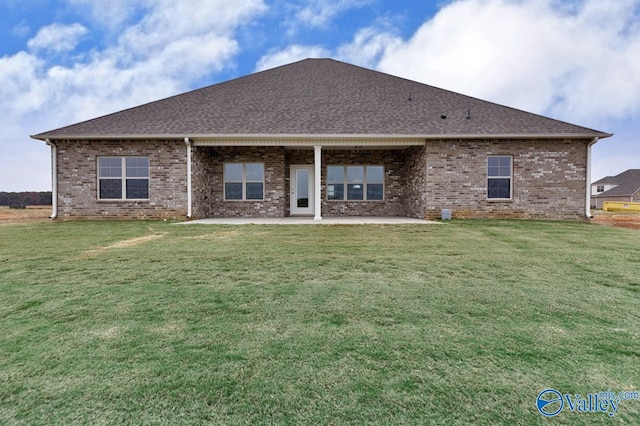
top-left (31, 132), bottom-right (613, 142)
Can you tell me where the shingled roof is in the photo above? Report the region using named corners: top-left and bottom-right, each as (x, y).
top-left (592, 169), bottom-right (640, 197)
top-left (32, 58), bottom-right (611, 140)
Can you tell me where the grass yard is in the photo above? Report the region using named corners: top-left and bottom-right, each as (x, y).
top-left (0, 219), bottom-right (638, 425)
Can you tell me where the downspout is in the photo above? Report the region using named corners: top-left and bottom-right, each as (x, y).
top-left (184, 137), bottom-right (192, 219)
top-left (585, 137), bottom-right (599, 219)
top-left (45, 139), bottom-right (58, 219)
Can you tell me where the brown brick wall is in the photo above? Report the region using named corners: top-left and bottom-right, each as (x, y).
top-left (191, 147), bottom-right (409, 218)
top-left (195, 146), bottom-right (287, 218)
top-left (405, 146), bottom-right (428, 219)
top-left (319, 150), bottom-right (407, 217)
top-left (54, 139), bottom-right (188, 219)
top-left (422, 139), bottom-right (589, 220)
top-left (53, 139), bottom-right (590, 220)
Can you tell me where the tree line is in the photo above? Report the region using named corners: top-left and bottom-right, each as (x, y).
top-left (0, 192), bottom-right (52, 206)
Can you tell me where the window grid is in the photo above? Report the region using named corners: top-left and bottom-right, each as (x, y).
top-left (224, 163), bottom-right (265, 201)
top-left (98, 157), bottom-right (149, 200)
top-left (487, 156), bottom-right (512, 200)
top-left (327, 165), bottom-right (384, 201)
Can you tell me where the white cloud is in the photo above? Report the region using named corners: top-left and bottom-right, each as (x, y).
top-left (335, 26), bottom-right (402, 68)
top-left (256, 45), bottom-right (331, 71)
top-left (27, 23), bottom-right (88, 53)
top-left (0, 0), bottom-right (268, 191)
top-left (67, 0), bottom-right (145, 30)
top-left (293, 0), bottom-right (373, 28)
top-left (374, 0), bottom-right (640, 125)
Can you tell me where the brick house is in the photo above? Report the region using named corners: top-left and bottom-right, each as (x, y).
top-left (591, 169), bottom-right (640, 209)
top-left (31, 58), bottom-right (611, 220)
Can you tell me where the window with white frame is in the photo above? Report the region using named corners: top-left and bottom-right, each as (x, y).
top-left (327, 165), bottom-right (384, 201)
top-left (487, 156), bottom-right (512, 199)
top-left (98, 157), bottom-right (149, 200)
top-left (224, 163), bottom-right (264, 200)
top-left (596, 185), bottom-right (605, 193)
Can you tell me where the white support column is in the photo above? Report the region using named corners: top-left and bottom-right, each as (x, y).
top-left (184, 137), bottom-right (192, 219)
top-left (314, 145), bottom-right (322, 221)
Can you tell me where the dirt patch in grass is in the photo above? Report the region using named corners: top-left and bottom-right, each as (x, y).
top-left (0, 206), bottom-right (51, 224)
top-left (78, 232), bottom-right (167, 259)
top-left (591, 211), bottom-right (640, 229)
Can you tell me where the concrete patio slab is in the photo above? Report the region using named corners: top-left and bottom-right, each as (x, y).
top-left (179, 217), bottom-right (440, 225)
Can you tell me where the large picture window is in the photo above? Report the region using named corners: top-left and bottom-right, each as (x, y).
top-left (98, 157), bottom-right (149, 200)
top-left (224, 163), bottom-right (264, 200)
top-left (327, 165), bottom-right (384, 201)
top-left (487, 156), bottom-right (512, 199)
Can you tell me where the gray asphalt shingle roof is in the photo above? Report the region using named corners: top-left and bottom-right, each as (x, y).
top-left (32, 58), bottom-right (610, 139)
top-left (593, 169), bottom-right (640, 197)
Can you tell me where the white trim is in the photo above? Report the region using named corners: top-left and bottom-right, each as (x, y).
top-left (32, 132), bottom-right (614, 142)
top-left (585, 137), bottom-right (599, 218)
top-left (314, 146), bottom-right (322, 221)
top-left (290, 165), bottom-right (314, 216)
top-left (184, 137), bottom-right (192, 218)
top-left (45, 139), bottom-right (57, 219)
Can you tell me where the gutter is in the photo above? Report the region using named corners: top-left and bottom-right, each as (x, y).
top-left (585, 137), bottom-right (599, 219)
top-left (45, 139), bottom-right (58, 219)
top-left (31, 132), bottom-right (614, 141)
top-left (184, 137), bottom-right (192, 219)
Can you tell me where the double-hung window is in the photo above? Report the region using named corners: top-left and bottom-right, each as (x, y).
top-left (98, 157), bottom-right (149, 200)
top-left (224, 163), bottom-right (264, 200)
top-left (487, 156), bottom-right (512, 199)
top-left (327, 165), bottom-right (384, 201)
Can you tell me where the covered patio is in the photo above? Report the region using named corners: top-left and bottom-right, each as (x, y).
top-left (180, 216), bottom-right (440, 225)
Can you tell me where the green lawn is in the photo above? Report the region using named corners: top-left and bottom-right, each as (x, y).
top-left (0, 220), bottom-right (638, 425)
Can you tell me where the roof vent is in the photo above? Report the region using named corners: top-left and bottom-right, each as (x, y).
top-left (440, 114), bottom-right (447, 119)
top-left (466, 109), bottom-right (472, 119)
top-left (408, 92), bottom-right (412, 101)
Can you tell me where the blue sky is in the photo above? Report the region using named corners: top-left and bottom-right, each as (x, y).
top-left (1, 0), bottom-right (639, 191)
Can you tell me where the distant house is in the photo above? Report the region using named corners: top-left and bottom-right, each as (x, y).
top-left (31, 58), bottom-right (611, 220)
top-left (591, 169), bottom-right (640, 209)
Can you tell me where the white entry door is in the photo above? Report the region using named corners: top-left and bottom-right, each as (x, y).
top-left (290, 165), bottom-right (314, 215)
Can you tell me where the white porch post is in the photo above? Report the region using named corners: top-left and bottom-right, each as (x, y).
top-left (314, 145), bottom-right (322, 221)
top-left (184, 137), bottom-right (192, 218)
